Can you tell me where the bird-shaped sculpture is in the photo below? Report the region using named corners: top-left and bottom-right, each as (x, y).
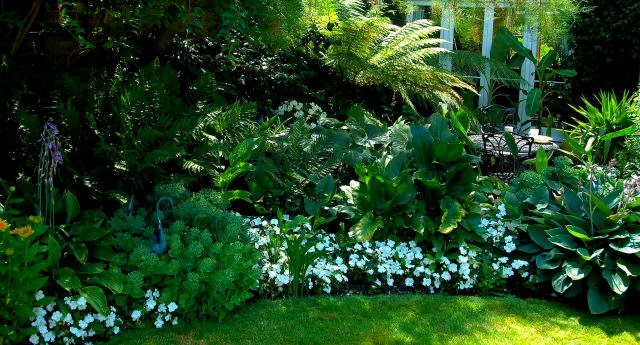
top-left (151, 196), bottom-right (173, 255)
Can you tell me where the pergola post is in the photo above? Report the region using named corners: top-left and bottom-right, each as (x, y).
top-left (479, 3), bottom-right (495, 107)
top-left (517, 20), bottom-right (539, 130)
top-left (439, 5), bottom-right (454, 70)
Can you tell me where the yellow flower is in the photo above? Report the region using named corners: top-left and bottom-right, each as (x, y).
top-left (28, 215), bottom-right (43, 224)
top-left (9, 225), bottom-right (34, 239)
top-left (0, 219), bottom-right (9, 232)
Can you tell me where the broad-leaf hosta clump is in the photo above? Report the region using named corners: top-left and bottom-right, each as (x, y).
top-left (337, 114), bottom-right (480, 242)
top-left (108, 185), bottom-right (260, 320)
top-left (509, 165), bottom-right (640, 314)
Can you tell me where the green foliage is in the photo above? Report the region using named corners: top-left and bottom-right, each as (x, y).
top-left (53, 61), bottom-right (268, 202)
top-left (492, 27), bottom-right (576, 129)
top-left (570, 0), bottom-right (640, 98)
top-left (0, 221), bottom-right (49, 344)
top-left (566, 91), bottom-right (639, 164)
top-left (508, 164), bottom-right (640, 314)
top-left (319, 1), bottom-right (477, 109)
top-left (336, 114), bottom-right (480, 242)
top-left (109, 185), bottom-right (260, 320)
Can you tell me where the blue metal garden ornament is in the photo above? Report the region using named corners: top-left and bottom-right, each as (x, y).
top-left (151, 196), bottom-right (173, 255)
top-left (126, 195), bottom-right (173, 255)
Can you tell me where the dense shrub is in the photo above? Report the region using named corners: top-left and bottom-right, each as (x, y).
top-left (108, 185), bottom-right (260, 320)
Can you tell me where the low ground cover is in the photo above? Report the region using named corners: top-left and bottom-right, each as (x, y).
top-left (104, 295), bottom-right (640, 345)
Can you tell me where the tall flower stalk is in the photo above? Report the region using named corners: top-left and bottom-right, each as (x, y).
top-left (37, 118), bottom-right (63, 228)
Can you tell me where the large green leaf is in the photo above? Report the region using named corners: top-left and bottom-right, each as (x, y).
top-left (534, 148), bottom-right (548, 173)
top-left (565, 225), bottom-right (592, 241)
top-left (79, 286), bottom-right (109, 315)
top-left (439, 198), bottom-right (465, 234)
top-left (609, 234), bottom-right (640, 254)
top-left (528, 226), bottom-right (554, 250)
top-left (525, 88), bottom-right (542, 119)
top-left (349, 211), bottom-right (382, 242)
top-left (587, 287), bottom-right (610, 314)
top-left (555, 69), bottom-right (577, 77)
top-left (47, 235), bottom-right (61, 266)
top-left (494, 26), bottom-right (536, 62)
top-left (563, 260), bottom-right (592, 280)
top-left (548, 234), bottom-right (578, 251)
top-left (410, 125), bottom-right (435, 170)
top-left (70, 243), bottom-right (88, 264)
top-left (74, 224), bottom-right (109, 242)
top-left (434, 142), bottom-right (464, 163)
top-left (537, 50), bottom-right (557, 76)
top-left (616, 259), bottom-right (640, 277)
top-left (536, 253), bottom-right (561, 270)
top-left (577, 248), bottom-right (603, 261)
top-left (600, 126), bottom-right (637, 141)
top-left (94, 271), bottom-right (124, 294)
top-left (552, 272), bottom-right (573, 293)
top-left (602, 269), bottom-right (629, 295)
top-left (65, 191), bottom-right (81, 223)
top-left (229, 137), bottom-right (260, 166)
top-left (54, 267), bottom-right (82, 291)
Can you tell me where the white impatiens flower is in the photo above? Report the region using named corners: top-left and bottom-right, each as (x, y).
top-left (34, 290), bottom-right (45, 301)
top-left (154, 318), bottom-right (164, 329)
top-left (405, 277), bottom-right (414, 287)
top-left (167, 302), bottom-right (178, 313)
top-left (29, 334), bottom-right (39, 344)
top-left (131, 310), bottom-right (142, 322)
top-left (113, 326), bottom-right (120, 335)
top-left (145, 299), bottom-right (157, 311)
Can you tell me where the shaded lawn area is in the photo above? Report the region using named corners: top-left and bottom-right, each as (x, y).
top-left (104, 295), bottom-right (640, 345)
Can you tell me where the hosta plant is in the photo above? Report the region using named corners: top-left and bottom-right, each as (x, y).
top-left (510, 165), bottom-right (640, 314)
top-left (336, 114), bottom-right (480, 242)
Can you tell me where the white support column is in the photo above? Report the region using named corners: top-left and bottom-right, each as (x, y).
top-left (517, 19), bottom-right (539, 130)
top-left (479, 3), bottom-right (495, 107)
top-left (406, 6), bottom-right (425, 23)
top-left (439, 4), bottom-right (454, 70)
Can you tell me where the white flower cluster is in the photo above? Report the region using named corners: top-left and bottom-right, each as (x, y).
top-left (479, 204), bottom-right (531, 280)
top-left (130, 289), bottom-right (179, 329)
top-left (247, 216), bottom-right (348, 294)
top-left (480, 204), bottom-right (517, 253)
top-left (29, 293), bottom-right (122, 345)
top-left (246, 212), bottom-right (532, 296)
top-left (28, 289), bottom-right (180, 345)
top-left (274, 100), bottom-right (327, 129)
top-left (346, 240), bottom-right (481, 292)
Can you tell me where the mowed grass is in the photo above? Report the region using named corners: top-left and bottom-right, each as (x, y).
top-left (103, 295), bottom-right (640, 345)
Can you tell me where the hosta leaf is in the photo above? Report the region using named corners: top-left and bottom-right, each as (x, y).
top-left (566, 225), bottom-right (592, 241)
top-left (609, 234), bottom-right (640, 254)
top-left (587, 287), bottom-right (610, 314)
top-left (528, 226), bottom-right (554, 250)
top-left (616, 259), bottom-right (640, 277)
top-left (349, 211), bottom-right (383, 242)
top-left (563, 260), bottom-right (592, 280)
top-left (536, 253), bottom-right (561, 270)
top-left (78, 286), bottom-right (109, 315)
top-left (552, 272), bottom-right (573, 293)
top-left (48, 235), bottom-right (61, 266)
top-left (577, 248), bottom-right (604, 261)
top-left (548, 235), bottom-right (578, 251)
top-left (54, 267), bottom-right (82, 291)
top-left (65, 191), bottom-right (81, 223)
top-left (602, 269), bottom-right (629, 295)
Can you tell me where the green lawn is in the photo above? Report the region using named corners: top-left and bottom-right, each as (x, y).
top-left (104, 295), bottom-right (640, 345)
